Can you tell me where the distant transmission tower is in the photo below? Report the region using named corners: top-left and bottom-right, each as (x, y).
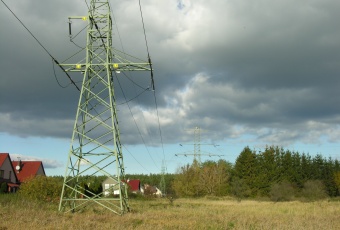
top-left (176, 127), bottom-right (222, 163)
top-left (159, 159), bottom-right (166, 196)
top-left (58, 0), bottom-right (152, 215)
top-left (193, 126), bottom-right (201, 162)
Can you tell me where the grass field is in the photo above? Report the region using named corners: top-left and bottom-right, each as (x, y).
top-left (1, 195), bottom-right (340, 229)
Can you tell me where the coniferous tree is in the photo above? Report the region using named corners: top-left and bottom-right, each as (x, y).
top-left (233, 147), bottom-right (258, 196)
top-left (255, 147), bottom-right (277, 196)
top-left (281, 150), bottom-right (294, 182)
top-left (300, 153), bottom-right (312, 184)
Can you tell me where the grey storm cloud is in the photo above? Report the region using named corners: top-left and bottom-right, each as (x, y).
top-left (1, 0), bottom-right (340, 147)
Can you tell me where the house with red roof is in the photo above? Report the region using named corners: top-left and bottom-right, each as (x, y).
top-left (126, 179), bottom-right (141, 193)
top-left (102, 178), bottom-right (141, 196)
top-left (0, 153), bottom-right (19, 192)
top-left (11, 160), bottom-right (46, 183)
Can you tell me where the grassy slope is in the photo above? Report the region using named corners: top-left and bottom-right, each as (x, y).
top-left (1, 195), bottom-right (340, 229)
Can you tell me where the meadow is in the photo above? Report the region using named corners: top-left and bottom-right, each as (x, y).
top-left (1, 195), bottom-right (340, 229)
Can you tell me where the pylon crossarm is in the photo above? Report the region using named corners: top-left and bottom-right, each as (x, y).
top-left (58, 62), bottom-right (151, 72)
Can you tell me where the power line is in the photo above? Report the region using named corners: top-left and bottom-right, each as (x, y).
top-left (123, 145), bottom-right (152, 173)
top-left (117, 87), bottom-right (150, 105)
top-left (114, 72), bottom-right (160, 170)
top-left (138, 0), bottom-right (166, 161)
top-left (138, 0), bottom-right (155, 90)
top-left (52, 59), bottom-right (68, 88)
top-left (121, 72), bottom-right (150, 91)
top-left (108, 1), bottom-right (164, 170)
top-left (110, 4), bottom-right (161, 168)
top-left (1, 0), bottom-right (80, 91)
top-left (1, 0), bottom-right (53, 58)
top-left (152, 90), bottom-right (166, 160)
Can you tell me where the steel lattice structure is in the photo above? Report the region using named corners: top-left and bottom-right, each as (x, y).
top-left (176, 127), bottom-right (223, 163)
top-left (58, 0), bottom-right (151, 215)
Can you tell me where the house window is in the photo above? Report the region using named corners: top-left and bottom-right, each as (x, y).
top-left (0, 170), bottom-right (4, 179)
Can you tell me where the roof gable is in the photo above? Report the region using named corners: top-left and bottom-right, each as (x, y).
top-left (0, 153), bottom-right (10, 167)
top-left (11, 161), bottom-right (45, 182)
top-left (0, 153), bottom-right (19, 183)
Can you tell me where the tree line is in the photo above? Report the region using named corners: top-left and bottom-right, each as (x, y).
top-left (5, 145), bottom-right (340, 202)
top-left (171, 146), bottom-right (340, 200)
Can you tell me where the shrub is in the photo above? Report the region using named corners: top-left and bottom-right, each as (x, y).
top-left (300, 180), bottom-right (328, 201)
top-left (269, 181), bottom-right (295, 202)
top-left (0, 182), bottom-right (8, 193)
top-left (18, 176), bottom-right (63, 204)
top-left (229, 178), bottom-right (252, 200)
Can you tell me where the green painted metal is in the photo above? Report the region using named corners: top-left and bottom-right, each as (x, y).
top-left (58, 0), bottom-right (151, 215)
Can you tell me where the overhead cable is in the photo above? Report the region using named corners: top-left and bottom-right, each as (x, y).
top-left (138, 0), bottom-right (155, 91)
top-left (1, 0), bottom-right (80, 91)
top-left (114, 72), bottom-right (160, 170)
top-left (139, 0), bottom-right (166, 160)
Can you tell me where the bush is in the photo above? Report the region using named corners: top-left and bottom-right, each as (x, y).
top-left (18, 176), bottom-right (63, 204)
top-left (229, 178), bottom-right (252, 200)
top-left (270, 181), bottom-right (295, 202)
top-left (300, 180), bottom-right (328, 201)
top-left (0, 182), bottom-right (8, 193)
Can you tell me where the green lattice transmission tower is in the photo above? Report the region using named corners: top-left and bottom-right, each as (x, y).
top-left (58, 0), bottom-right (152, 215)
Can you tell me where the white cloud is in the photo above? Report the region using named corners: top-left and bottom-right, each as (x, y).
top-left (10, 153), bottom-right (63, 169)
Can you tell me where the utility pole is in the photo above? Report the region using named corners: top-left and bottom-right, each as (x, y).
top-left (58, 0), bottom-right (152, 215)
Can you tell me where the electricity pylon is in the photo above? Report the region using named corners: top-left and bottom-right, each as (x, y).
top-left (159, 159), bottom-right (166, 196)
top-left (176, 127), bottom-right (222, 163)
top-left (193, 127), bottom-right (201, 162)
top-left (58, 0), bottom-right (152, 215)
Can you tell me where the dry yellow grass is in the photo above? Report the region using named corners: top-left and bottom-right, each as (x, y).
top-left (1, 196), bottom-right (340, 229)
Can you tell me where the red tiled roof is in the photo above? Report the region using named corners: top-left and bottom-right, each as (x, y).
top-left (11, 161), bottom-right (45, 182)
top-left (0, 153), bottom-right (10, 167)
top-left (127, 179), bottom-right (140, 191)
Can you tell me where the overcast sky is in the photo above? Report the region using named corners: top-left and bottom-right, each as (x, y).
top-left (1, 0), bottom-right (340, 175)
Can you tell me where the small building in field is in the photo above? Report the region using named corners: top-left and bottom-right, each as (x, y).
top-left (102, 177), bottom-right (121, 196)
top-left (102, 178), bottom-right (141, 196)
top-left (11, 160), bottom-right (46, 183)
top-left (126, 179), bottom-right (141, 194)
top-left (0, 153), bottom-right (19, 192)
top-left (141, 184), bottom-right (163, 197)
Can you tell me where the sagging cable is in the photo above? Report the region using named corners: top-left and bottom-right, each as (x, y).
top-left (148, 55), bottom-right (155, 91)
top-left (53, 58), bottom-right (81, 92)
